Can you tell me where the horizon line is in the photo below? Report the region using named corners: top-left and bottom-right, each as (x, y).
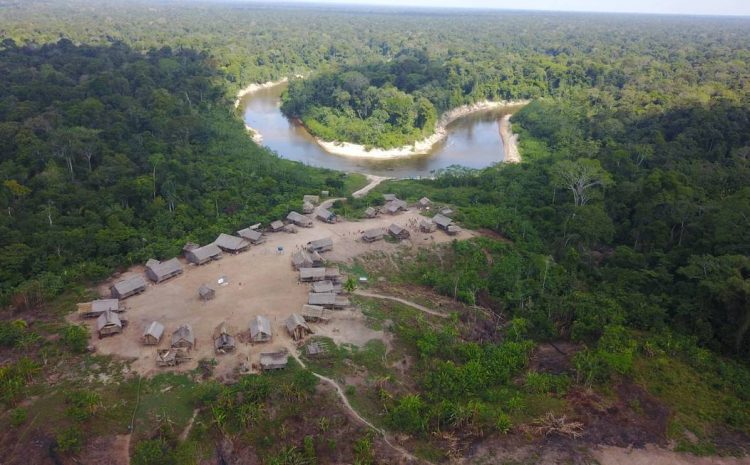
top-left (203, 0), bottom-right (750, 18)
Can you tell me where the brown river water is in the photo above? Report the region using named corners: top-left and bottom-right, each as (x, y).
top-left (240, 82), bottom-right (515, 178)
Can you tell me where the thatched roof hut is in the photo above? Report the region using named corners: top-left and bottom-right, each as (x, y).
top-left (303, 195), bottom-right (320, 205)
top-left (185, 243), bottom-right (222, 265)
top-left (417, 197), bottom-right (432, 208)
top-left (307, 237), bottom-right (333, 253)
top-left (171, 324), bottom-right (195, 349)
top-left (249, 315), bottom-right (272, 343)
top-left (214, 233), bottom-right (250, 253)
top-left (388, 223), bottom-right (410, 239)
top-left (78, 299), bottom-right (122, 319)
top-left (110, 276), bottom-right (147, 299)
top-left (198, 284), bottom-right (215, 301)
top-left (260, 350), bottom-right (289, 370)
top-left (362, 227), bottom-right (385, 242)
top-left (299, 267), bottom-right (327, 282)
top-left (287, 211), bottom-right (313, 228)
top-left (302, 305), bottom-right (328, 322)
top-left (142, 321), bottom-right (164, 345)
top-left (420, 218), bottom-right (437, 233)
top-left (214, 327), bottom-right (236, 354)
top-left (269, 220), bottom-right (285, 232)
top-left (312, 280), bottom-right (335, 293)
top-left (308, 292), bottom-right (350, 309)
top-left (447, 224), bottom-right (462, 236)
top-left (96, 310), bottom-right (123, 338)
top-left (237, 227), bottom-right (265, 244)
top-left (285, 313), bottom-right (312, 341)
top-left (316, 209), bottom-right (336, 224)
top-left (384, 199), bottom-right (407, 215)
top-left (303, 200), bottom-right (315, 214)
top-left (432, 214), bottom-right (453, 230)
top-left (145, 257), bottom-right (183, 283)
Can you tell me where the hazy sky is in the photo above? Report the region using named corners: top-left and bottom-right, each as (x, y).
top-left (271, 0), bottom-right (750, 16)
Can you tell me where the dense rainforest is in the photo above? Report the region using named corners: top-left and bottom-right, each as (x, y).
top-left (0, 39), bottom-right (346, 301)
top-left (280, 50), bottom-right (526, 148)
top-left (1, 0), bottom-right (750, 463)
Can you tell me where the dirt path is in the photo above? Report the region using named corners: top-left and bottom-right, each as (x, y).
top-left (318, 197), bottom-right (344, 212)
top-left (118, 434), bottom-right (131, 465)
top-left (352, 174), bottom-right (392, 198)
top-left (287, 348), bottom-right (424, 464)
top-left (178, 409), bottom-right (200, 442)
top-left (354, 290), bottom-right (449, 319)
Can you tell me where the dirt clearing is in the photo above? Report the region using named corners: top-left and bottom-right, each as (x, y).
top-left (592, 445), bottom-right (750, 465)
top-left (79, 208), bottom-right (474, 378)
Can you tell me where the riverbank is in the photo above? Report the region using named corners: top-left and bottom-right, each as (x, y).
top-left (233, 78), bottom-right (288, 109)
top-left (314, 99), bottom-right (529, 159)
top-left (499, 114), bottom-right (521, 163)
top-left (235, 79), bottom-right (290, 145)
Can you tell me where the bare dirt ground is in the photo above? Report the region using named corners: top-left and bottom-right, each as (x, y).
top-left (78, 207), bottom-right (474, 378)
top-left (592, 445), bottom-right (750, 465)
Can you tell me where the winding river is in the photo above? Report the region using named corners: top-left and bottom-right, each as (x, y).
top-left (240, 82), bottom-right (518, 178)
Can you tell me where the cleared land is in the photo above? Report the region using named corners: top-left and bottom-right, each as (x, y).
top-left (78, 206), bottom-right (474, 378)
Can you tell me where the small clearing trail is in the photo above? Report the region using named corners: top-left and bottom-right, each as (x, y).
top-left (118, 434), bottom-right (131, 465)
top-left (354, 290), bottom-right (449, 319)
top-left (178, 409), bottom-right (200, 442)
top-left (352, 174), bottom-right (392, 199)
top-left (499, 114), bottom-right (521, 163)
top-left (318, 197), bottom-right (344, 212)
top-left (286, 346), bottom-right (425, 464)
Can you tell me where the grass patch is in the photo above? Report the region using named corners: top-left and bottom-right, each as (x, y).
top-left (130, 373), bottom-right (199, 439)
top-left (301, 337), bottom-right (393, 382)
top-left (342, 172), bottom-right (369, 197)
top-left (339, 259), bottom-right (370, 282)
top-left (634, 355), bottom-right (749, 453)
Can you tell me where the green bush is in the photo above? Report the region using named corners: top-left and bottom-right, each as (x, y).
top-left (65, 390), bottom-right (101, 422)
top-left (10, 408), bottom-right (27, 427)
top-left (524, 372), bottom-right (571, 394)
top-left (56, 426), bottom-right (84, 454)
top-left (62, 325), bottom-right (89, 354)
top-left (353, 433), bottom-right (374, 465)
top-left (0, 320), bottom-right (28, 348)
top-left (132, 439), bottom-right (176, 465)
top-left (0, 357), bottom-right (39, 406)
top-left (303, 435), bottom-right (317, 465)
top-left (388, 394), bottom-right (427, 434)
top-left (495, 411), bottom-right (513, 434)
top-left (292, 369), bottom-right (319, 396)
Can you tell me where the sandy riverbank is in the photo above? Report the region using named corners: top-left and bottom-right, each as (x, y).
top-left (314, 99), bottom-right (529, 159)
top-left (499, 114), bottom-right (521, 163)
top-left (233, 78), bottom-right (288, 109)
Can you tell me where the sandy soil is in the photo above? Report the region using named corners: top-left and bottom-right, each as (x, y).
top-left (499, 114), bottom-right (521, 163)
top-left (352, 174), bottom-right (392, 198)
top-left (314, 99), bottom-right (530, 159)
top-left (233, 78), bottom-right (288, 108)
top-left (80, 207), bottom-right (474, 378)
top-left (592, 445), bottom-right (750, 465)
